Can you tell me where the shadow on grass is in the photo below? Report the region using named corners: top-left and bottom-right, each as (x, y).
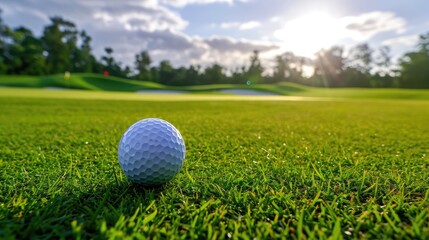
top-left (0, 180), bottom-right (168, 239)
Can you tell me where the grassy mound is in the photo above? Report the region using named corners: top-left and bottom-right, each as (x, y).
top-left (0, 74), bottom-right (164, 91)
top-left (0, 74), bottom-right (307, 95)
top-left (2, 74), bottom-right (429, 100)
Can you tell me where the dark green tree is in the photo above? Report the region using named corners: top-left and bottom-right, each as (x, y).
top-left (134, 51), bottom-right (151, 81)
top-left (101, 47), bottom-right (124, 77)
top-left (42, 17), bottom-right (79, 74)
top-left (72, 31), bottom-right (94, 73)
top-left (0, 9), bottom-right (7, 73)
top-left (272, 55), bottom-right (288, 83)
top-left (185, 65), bottom-right (201, 85)
top-left (203, 63), bottom-right (224, 84)
top-left (399, 33), bottom-right (429, 88)
top-left (246, 50), bottom-right (264, 84)
top-left (229, 66), bottom-right (247, 84)
top-left (158, 60), bottom-right (174, 85)
top-left (5, 27), bottom-right (45, 75)
top-left (173, 66), bottom-right (187, 85)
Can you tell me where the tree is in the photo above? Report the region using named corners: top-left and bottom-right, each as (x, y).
top-left (158, 60), bottom-right (174, 85)
top-left (134, 51), bottom-right (151, 81)
top-left (272, 55), bottom-right (288, 83)
top-left (0, 9), bottom-right (8, 73)
top-left (347, 43), bottom-right (373, 75)
top-left (246, 50), bottom-right (264, 84)
top-left (313, 46), bottom-right (345, 87)
top-left (229, 66), bottom-right (247, 84)
top-left (173, 66), bottom-right (187, 85)
top-left (42, 17), bottom-right (79, 74)
top-left (185, 65), bottom-right (201, 85)
top-left (5, 27), bottom-right (45, 75)
top-left (375, 46), bottom-right (392, 76)
top-left (101, 47), bottom-right (124, 77)
top-left (203, 63), bottom-right (224, 84)
top-left (399, 32), bottom-right (429, 88)
top-left (369, 46), bottom-right (394, 87)
top-left (72, 31), bottom-right (94, 73)
top-left (341, 43), bottom-right (374, 87)
top-left (270, 52), bottom-right (309, 84)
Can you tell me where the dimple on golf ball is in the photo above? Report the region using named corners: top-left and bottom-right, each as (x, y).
top-left (118, 118), bottom-right (186, 186)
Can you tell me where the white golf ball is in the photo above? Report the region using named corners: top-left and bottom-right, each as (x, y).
top-left (118, 118), bottom-right (186, 186)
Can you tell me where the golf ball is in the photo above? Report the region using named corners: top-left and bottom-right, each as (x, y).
top-left (118, 118), bottom-right (186, 186)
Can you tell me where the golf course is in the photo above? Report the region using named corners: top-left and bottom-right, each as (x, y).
top-left (1, 81), bottom-right (428, 239)
top-left (1, 0), bottom-right (429, 237)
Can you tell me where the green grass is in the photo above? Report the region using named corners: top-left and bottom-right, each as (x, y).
top-left (0, 74), bottom-right (165, 91)
top-left (0, 74), bottom-right (307, 96)
top-left (0, 88), bottom-right (429, 239)
top-left (3, 74), bottom-right (429, 100)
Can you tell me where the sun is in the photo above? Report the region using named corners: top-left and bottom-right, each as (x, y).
top-left (274, 12), bottom-right (343, 58)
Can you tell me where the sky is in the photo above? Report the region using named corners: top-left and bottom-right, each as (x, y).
top-left (1, 0), bottom-right (428, 70)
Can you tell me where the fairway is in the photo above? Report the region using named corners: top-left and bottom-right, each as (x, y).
top-left (1, 90), bottom-right (428, 238)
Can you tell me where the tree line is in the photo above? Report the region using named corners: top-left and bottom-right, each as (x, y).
top-left (0, 11), bottom-right (428, 88)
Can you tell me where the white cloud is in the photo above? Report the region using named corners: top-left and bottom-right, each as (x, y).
top-left (94, 12), bottom-right (114, 23)
top-left (0, 0), bottom-right (269, 69)
top-left (160, 0), bottom-right (248, 7)
top-left (219, 21), bottom-right (261, 30)
top-left (239, 21), bottom-right (260, 30)
top-left (342, 11), bottom-right (406, 40)
top-left (91, 2), bottom-right (188, 32)
top-left (219, 22), bottom-right (240, 29)
top-left (269, 16), bottom-right (281, 23)
top-left (382, 35), bottom-right (419, 47)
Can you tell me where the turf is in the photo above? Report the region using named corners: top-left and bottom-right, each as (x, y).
top-left (0, 89), bottom-right (428, 239)
top-left (3, 74), bottom-right (429, 100)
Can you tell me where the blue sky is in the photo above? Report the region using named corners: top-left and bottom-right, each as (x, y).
top-left (1, 0), bottom-right (428, 69)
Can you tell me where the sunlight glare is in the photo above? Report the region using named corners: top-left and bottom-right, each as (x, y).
top-left (274, 12), bottom-right (343, 57)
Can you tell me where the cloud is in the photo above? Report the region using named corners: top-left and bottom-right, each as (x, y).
top-left (160, 0), bottom-right (248, 7)
top-left (219, 21), bottom-right (261, 30)
top-left (382, 35), bottom-right (419, 47)
top-left (91, 2), bottom-right (188, 32)
top-left (204, 36), bottom-right (276, 52)
top-left (83, 25), bottom-right (277, 70)
top-left (342, 11), bottom-right (406, 40)
top-left (238, 21), bottom-right (261, 30)
top-left (0, 0), bottom-right (271, 69)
